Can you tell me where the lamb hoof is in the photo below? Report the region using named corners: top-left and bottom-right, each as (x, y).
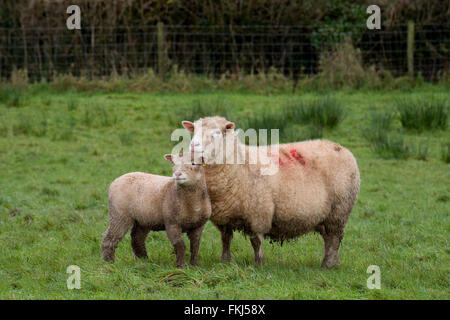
top-left (221, 255), bottom-right (231, 263)
top-left (102, 253), bottom-right (115, 262)
top-left (190, 260), bottom-right (198, 267)
top-left (135, 254), bottom-right (148, 260)
top-left (255, 257), bottom-right (265, 266)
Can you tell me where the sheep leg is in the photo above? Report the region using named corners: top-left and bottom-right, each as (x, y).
top-left (317, 224), bottom-right (343, 269)
top-left (218, 225), bottom-right (233, 263)
top-left (131, 222), bottom-right (150, 259)
top-left (187, 225), bottom-right (205, 266)
top-left (165, 224), bottom-right (186, 268)
top-left (102, 216), bottom-right (134, 262)
top-left (250, 233), bottom-right (265, 266)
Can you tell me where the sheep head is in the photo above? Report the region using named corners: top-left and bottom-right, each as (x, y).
top-left (182, 116), bottom-right (236, 165)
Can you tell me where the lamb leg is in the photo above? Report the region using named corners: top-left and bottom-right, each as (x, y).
top-left (187, 225), bottom-right (205, 266)
top-left (165, 224), bottom-right (186, 268)
top-left (131, 222), bottom-right (150, 259)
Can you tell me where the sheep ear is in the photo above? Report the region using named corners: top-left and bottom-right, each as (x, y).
top-left (164, 154), bottom-right (174, 163)
top-left (182, 121), bottom-right (195, 132)
top-left (225, 122), bottom-right (235, 130)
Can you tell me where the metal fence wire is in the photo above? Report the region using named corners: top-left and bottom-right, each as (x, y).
top-left (0, 24), bottom-right (449, 81)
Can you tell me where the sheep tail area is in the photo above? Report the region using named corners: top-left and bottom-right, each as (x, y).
top-left (316, 164), bottom-right (360, 269)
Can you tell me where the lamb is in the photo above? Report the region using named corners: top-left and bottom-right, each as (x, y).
top-left (101, 153), bottom-right (211, 268)
top-left (182, 116), bottom-right (360, 268)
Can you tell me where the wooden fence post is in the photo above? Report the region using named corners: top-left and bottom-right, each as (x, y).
top-left (407, 21), bottom-right (415, 78)
top-left (157, 22), bottom-right (168, 79)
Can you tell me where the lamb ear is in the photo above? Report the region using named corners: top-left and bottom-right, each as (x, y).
top-left (182, 120), bottom-right (195, 132)
top-left (164, 154), bottom-right (174, 163)
top-left (225, 122), bottom-right (235, 130)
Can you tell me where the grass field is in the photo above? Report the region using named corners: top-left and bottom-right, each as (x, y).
top-left (0, 86), bottom-right (449, 299)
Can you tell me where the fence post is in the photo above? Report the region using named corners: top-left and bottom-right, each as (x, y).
top-left (157, 22), bottom-right (168, 79)
top-left (407, 21), bottom-right (414, 78)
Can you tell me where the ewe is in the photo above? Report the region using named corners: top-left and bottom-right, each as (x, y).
top-left (182, 116), bottom-right (360, 268)
top-left (102, 153), bottom-right (211, 268)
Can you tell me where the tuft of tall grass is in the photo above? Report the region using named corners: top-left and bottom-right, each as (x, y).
top-left (414, 141), bottom-right (429, 161)
top-left (0, 122), bottom-right (8, 137)
top-left (168, 99), bottom-right (230, 126)
top-left (52, 115), bottom-right (76, 141)
top-left (238, 96), bottom-right (342, 144)
top-left (371, 133), bottom-right (410, 160)
top-left (0, 88), bottom-right (23, 108)
top-left (119, 132), bottom-right (134, 146)
top-left (396, 96), bottom-right (448, 131)
top-left (369, 110), bottom-right (394, 132)
top-left (282, 125), bottom-right (323, 142)
top-left (12, 116), bottom-right (33, 136)
top-left (284, 96), bottom-right (344, 129)
top-left (440, 142), bottom-right (450, 164)
top-left (98, 107), bottom-right (118, 127)
top-left (67, 99), bottom-right (78, 111)
top-left (82, 108), bottom-right (93, 127)
top-left (241, 108), bottom-right (285, 133)
top-left (363, 111), bottom-right (393, 143)
top-left (239, 108), bottom-right (286, 144)
top-left (81, 106), bottom-right (117, 128)
top-left (408, 140), bottom-right (429, 161)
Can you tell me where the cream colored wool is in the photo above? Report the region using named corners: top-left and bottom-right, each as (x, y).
top-left (101, 154), bottom-right (211, 268)
top-left (183, 116), bottom-right (360, 268)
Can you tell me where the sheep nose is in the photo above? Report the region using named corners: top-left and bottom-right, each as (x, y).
top-left (175, 172), bottom-right (182, 177)
top-left (191, 141), bottom-right (200, 147)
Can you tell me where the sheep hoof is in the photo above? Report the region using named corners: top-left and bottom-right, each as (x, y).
top-left (321, 258), bottom-right (339, 269)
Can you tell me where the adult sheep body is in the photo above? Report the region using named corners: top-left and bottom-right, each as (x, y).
top-left (183, 116), bottom-right (360, 268)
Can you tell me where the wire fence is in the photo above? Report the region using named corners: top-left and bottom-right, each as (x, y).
top-left (0, 24), bottom-right (449, 81)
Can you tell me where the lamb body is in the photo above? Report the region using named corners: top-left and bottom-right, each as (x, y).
top-left (183, 117), bottom-right (360, 268)
top-left (102, 154), bottom-right (211, 267)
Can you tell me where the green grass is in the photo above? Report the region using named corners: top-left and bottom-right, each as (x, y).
top-left (396, 96), bottom-right (448, 131)
top-left (239, 96), bottom-right (343, 143)
top-left (0, 88), bottom-right (449, 299)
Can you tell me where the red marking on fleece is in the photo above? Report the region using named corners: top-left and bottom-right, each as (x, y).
top-left (270, 154), bottom-right (285, 166)
top-left (289, 149), bottom-right (306, 166)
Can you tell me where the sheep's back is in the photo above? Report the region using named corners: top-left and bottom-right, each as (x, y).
top-left (270, 139), bottom-right (359, 238)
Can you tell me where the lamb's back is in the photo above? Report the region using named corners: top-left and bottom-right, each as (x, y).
top-left (109, 172), bottom-right (172, 225)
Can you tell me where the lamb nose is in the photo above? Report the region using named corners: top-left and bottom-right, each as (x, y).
top-left (175, 172), bottom-right (182, 177)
